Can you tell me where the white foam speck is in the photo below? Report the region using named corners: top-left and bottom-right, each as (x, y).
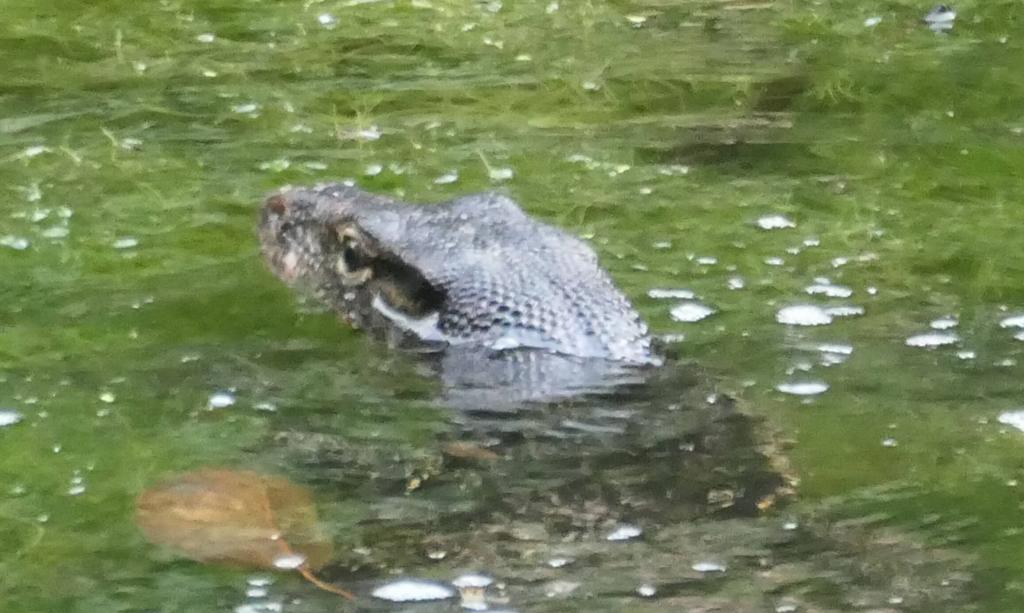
top-left (998, 411), bottom-right (1024, 433)
top-left (727, 276), bottom-right (745, 290)
top-left (864, 16), bottom-right (882, 27)
top-left (606, 524), bottom-right (642, 541)
top-left (317, 13), bottom-right (337, 27)
top-left (777, 381), bottom-right (829, 396)
top-left (0, 410), bottom-right (23, 427)
top-left (670, 302), bottom-right (715, 323)
top-left (776, 305), bottom-right (832, 326)
top-left (271, 553), bottom-right (306, 569)
top-left (756, 215), bottom-right (796, 230)
top-left (930, 317), bottom-right (958, 330)
top-left (372, 579), bottom-right (455, 602)
top-left (692, 561), bottom-right (726, 572)
top-left (637, 584), bottom-right (657, 597)
top-left (196, 33), bottom-right (216, 43)
top-left (648, 288), bottom-right (695, 300)
top-left (547, 557), bottom-right (572, 568)
top-left (905, 332), bottom-right (959, 348)
top-left (764, 256), bottom-right (785, 266)
top-left (696, 256), bottom-right (717, 266)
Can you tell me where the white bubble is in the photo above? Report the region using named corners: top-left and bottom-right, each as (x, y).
top-left (208, 391), bottom-right (236, 409)
top-left (488, 167), bottom-right (514, 181)
top-left (864, 16), bottom-right (882, 27)
top-left (637, 584), bottom-right (657, 597)
top-left (452, 574), bottom-right (493, 588)
top-left (670, 302), bottom-right (716, 323)
top-left (372, 579), bottom-right (455, 602)
top-left (271, 553), bottom-right (306, 569)
top-left (606, 524), bottom-right (642, 541)
top-left (113, 237), bottom-right (139, 249)
top-left (317, 13), bottom-right (337, 27)
top-left (776, 381), bottom-right (829, 396)
top-left (825, 305), bottom-right (865, 318)
top-left (805, 282), bottom-right (853, 298)
top-left (905, 332), bottom-right (959, 348)
top-left (756, 215), bottom-right (796, 230)
top-left (691, 561), bottom-right (726, 572)
top-left (434, 170), bottom-right (459, 185)
top-left (196, 33), bottom-right (216, 43)
top-left (776, 305), bottom-right (832, 326)
top-left (1, 235), bottom-right (30, 250)
top-left (0, 410), bottom-right (23, 427)
top-left (930, 317), bottom-right (958, 330)
top-left (648, 288), bottom-right (695, 300)
top-left (1000, 315), bottom-right (1024, 328)
top-left (997, 410), bottom-right (1024, 433)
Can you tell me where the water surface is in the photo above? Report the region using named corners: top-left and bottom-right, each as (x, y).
top-left (3, 0), bottom-right (1024, 610)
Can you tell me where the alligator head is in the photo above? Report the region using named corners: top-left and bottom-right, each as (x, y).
top-left (259, 184), bottom-right (657, 366)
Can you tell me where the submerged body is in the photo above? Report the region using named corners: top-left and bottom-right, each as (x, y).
top-left (259, 184), bottom-right (656, 364)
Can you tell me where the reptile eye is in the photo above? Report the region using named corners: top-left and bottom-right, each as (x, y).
top-left (341, 237), bottom-right (366, 271)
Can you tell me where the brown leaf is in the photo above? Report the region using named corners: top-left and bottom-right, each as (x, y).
top-left (442, 442), bottom-right (500, 462)
top-left (136, 468), bottom-right (332, 570)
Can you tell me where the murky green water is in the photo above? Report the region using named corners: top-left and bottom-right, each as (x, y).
top-left (4, 0), bottom-right (1024, 610)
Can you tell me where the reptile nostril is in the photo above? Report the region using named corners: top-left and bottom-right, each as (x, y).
top-left (266, 194), bottom-right (289, 216)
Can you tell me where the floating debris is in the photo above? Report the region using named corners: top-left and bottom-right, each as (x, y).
top-left (372, 579), bottom-right (455, 602)
top-left (776, 305), bottom-right (833, 326)
top-left (777, 381), bottom-right (829, 396)
top-left (0, 410), bottom-right (23, 427)
top-left (637, 584), bottom-right (657, 597)
top-left (670, 301), bottom-right (716, 323)
top-left (906, 332), bottom-right (959, 348)
top-left (606, 524), bottom-right (642, 541)
top-left (756, 215), bottom-right (796, 230)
